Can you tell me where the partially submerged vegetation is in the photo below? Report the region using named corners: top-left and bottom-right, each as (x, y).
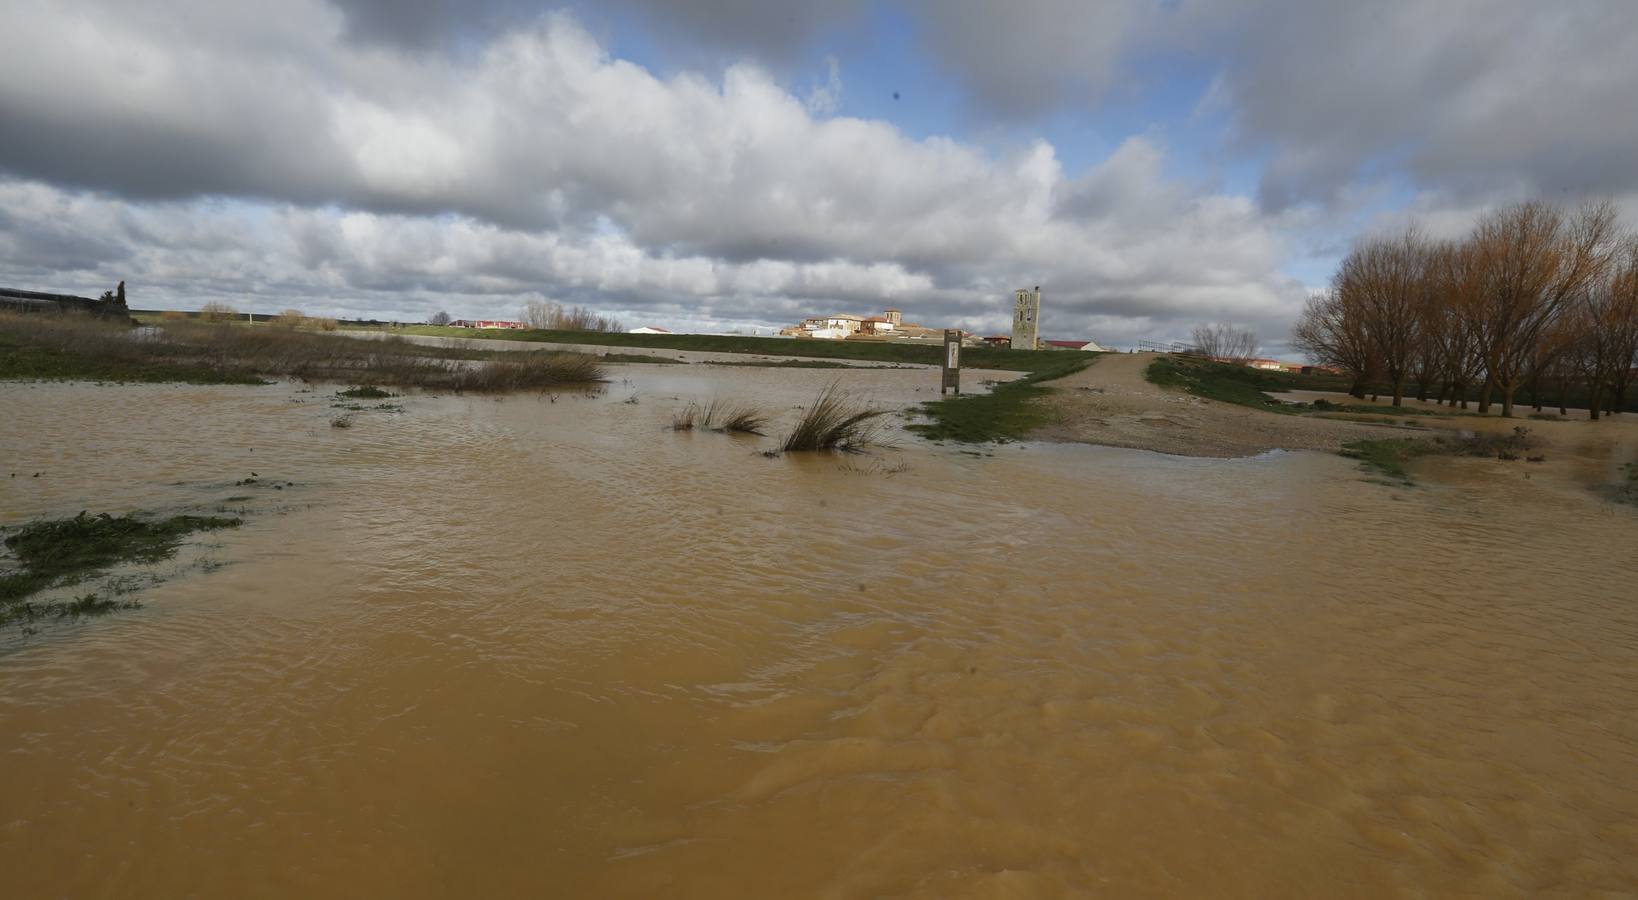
top-left (0, 312), bottom-right (604, 390)
top-left (1611, 462), bottom-right (1638, 505)
top-left (1341, 427), bottom-right (1536, 484)
top-left (671, 399), bottom-right (769, 434)
top-left (600, 352), bottom-right (686, 365)
top-left (909, 355), bottom-right (1092, 442)
top-left (2, 512), bottom-right (241, 623)
top-left (337, 385), bottom-right (395, 399)
top-left (782, 384), bottom-right (887, 452)
top-left (702, 399), bottom-right (768, 434)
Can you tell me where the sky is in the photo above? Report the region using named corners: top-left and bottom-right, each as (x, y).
top-left (2, 1), bottom-right (1636, 354)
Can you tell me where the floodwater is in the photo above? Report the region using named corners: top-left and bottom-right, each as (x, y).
top-left (2, 366), bottom-right (1636, 898)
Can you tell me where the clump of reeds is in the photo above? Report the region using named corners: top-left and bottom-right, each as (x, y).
top-left (780, 384), bottom-right (885, 452)
top-left (671, 402), bottom-right (699, 430)
top-left (441, 352), bottom-right (605, 392)
top-left (702, 399), bottom-right (768, 434)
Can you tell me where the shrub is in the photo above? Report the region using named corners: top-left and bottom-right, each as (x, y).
top-left (273, 308), bottom-right (307, 328)
top-left (781, 384), bottom-right (885, 452)
top-left (199, 301), bottom-right (239, 323)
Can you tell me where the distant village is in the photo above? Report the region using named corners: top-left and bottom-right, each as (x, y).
top-left (0, 278), bottom-right (1319, 373)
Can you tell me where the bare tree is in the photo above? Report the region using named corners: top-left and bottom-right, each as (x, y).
top-left (199, 301), bottom-right (238, 323)
top-left (1425, 240), bottom-right (1487, 408)
top-left (1336, 226), bottom-right (1429, 406)
top-left (1191, 322), bottom-right (1259, 361)
top-left (1293, 290), bottom-right (1375, 398)
top-left (429, 310), bottom-right (452, 326)
top-left (522, 298), bottom-right (624, 332)
top-left (1570, 237), bottom-right (1638, 419)
top-left (1471, 200), bottom-right (1619, 417)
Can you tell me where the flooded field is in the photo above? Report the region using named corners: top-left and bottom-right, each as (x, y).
top-left (3, 367), bottom-right (1637, 897)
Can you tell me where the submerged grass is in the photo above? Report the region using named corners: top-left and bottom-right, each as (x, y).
top-left (908, 356), bottom-right (1092, 443)
top-left (0, 313), bottom-right (605, 391)
top-left (1, 512), bottom-right (241, 621)
top-left (337, 385), bottom-right (394, 398)
top-left (672, 399), bottom-right (770, 434)
top-left (781, 384), bottom-right (886, 452)
top-left (600, 353), bottom-right (686, 365)
top-left (702, 399), bottom-right (769, 435)
top-left (1342, 427), bottom-right (1536, 484)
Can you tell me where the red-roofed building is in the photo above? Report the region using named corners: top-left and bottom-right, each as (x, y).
top-left (1043, 339), bottom-right (1105, 352)
top-left (449, 319), bottom-right (526, 329)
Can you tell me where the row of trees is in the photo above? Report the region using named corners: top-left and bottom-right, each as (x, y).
top-left (522, 299), bottom-right (624, 332)
top-left (1295, 200), bottom-right (1638, 419)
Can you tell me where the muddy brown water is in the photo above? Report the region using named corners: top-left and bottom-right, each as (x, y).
top-left (2, 369), bottom-right (1636, 898)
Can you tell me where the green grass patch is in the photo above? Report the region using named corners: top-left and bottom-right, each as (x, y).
top-left (1145, 356), bottom-right (1302, 414)
top-left (599, 352), bottom-right (686, 365)
top-left (1339, 439), bottom-right (1435, 482)
top-left (1, 512), bottom-right (241, 616)
top-left (0, 340), bottom-right (264, 385)
top-left (337, 385), bottom-right (395, 398)
top-left (358, 325), bottom-right (1072, 373)
top-left (1341, 427), bottom-right (1536, 484)
top-left (907, 356), bottom-right (1092, 443)
top-left (1309, 398), bottom-right (1479, 417)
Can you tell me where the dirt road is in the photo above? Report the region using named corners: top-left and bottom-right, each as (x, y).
top-left (1035, 352), bottom-right (1412, 458)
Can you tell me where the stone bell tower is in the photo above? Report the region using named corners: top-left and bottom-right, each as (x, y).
top-left (1011, 286), bottom-right (1040, 350)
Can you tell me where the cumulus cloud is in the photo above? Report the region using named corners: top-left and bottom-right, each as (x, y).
top-left (0, 0), bottom-right (1313, 347)
top-left (891, 0), bottom-right (1638, 209)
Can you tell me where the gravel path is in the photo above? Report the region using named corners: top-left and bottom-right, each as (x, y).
top-left (1034, 352), bottom-right (1417, 458)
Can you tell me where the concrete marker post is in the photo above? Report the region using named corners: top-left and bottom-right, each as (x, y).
top-left (942, 329), bottom-right (961, 395)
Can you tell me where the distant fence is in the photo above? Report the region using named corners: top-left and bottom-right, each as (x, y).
top-left (1136, 339), bottom-right (1196, 354)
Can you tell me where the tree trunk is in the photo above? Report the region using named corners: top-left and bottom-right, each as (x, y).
top-left (1588, 383), bottom-right (1602, 421)
top-left (1479, 377), bottom-right (1495, 414)
top-left (1501, 384), bottom-right (1516, 418)
top-left (1392, 378), bottom-right (1405, 408)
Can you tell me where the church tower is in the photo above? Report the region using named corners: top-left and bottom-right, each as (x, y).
top-left (1011, 286), bottom-right (1041, 350)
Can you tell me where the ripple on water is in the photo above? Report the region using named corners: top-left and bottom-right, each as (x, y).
top-left (1, 376), bottom-right (1636, 897)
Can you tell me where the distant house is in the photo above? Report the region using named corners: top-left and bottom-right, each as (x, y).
top-left (1246, 358), bottom-right (1283, 370)
top-left (1043, 339), bottom-right (1105, 352)
top-left (861, 315), bottom-right (895, 335)
top-left (981, 335), bottom-right (1012, 347)
top-left (629, 326), bottom-right (671, 334)
top-left (449, 319), bottom-right (526, 329)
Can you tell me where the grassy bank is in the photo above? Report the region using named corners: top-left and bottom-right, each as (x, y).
top-left (2, 512), bottom-right (241, 622)
top-left (908, 356), bottom-right (1093, 442)
top-left (1, 313), bottom-right (604, 390)
top-left (354, 324), bottom-right (1072, 374)
top-left (1144, 356), bottom-right (1313, 414)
